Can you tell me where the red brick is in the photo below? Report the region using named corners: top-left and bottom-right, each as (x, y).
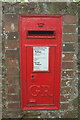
top-left (6, 67), bottom-right (18, 75)
top-left (6, 50), bottom-right (18, 59)
top-left (6, 32), bottom-right (18, 41)
top-left (7, 103), bottom-right (20, 109)
top-left (61, 95), bottom-right (70, 102)
top-left (7, 95), bottom-right (19, 101)
top-left (63, 15), bottom-right (77, 24)
top-left (3, 22), bottom-right (18, 31)
top-left (62, 71), bottom-right (74, 78)
top-left (61, 80), bottom-right (72, 87)
top-left (61, 87), bottom-right (72, 94)
top-left (8, 86), bottom-right (18, 94)
top-left (63, 44), bottom-right (75, 52)
top-left (3, 14), bottom-right (18, 22)
top-left (3, 14), bottom-right (18, 31)
top-left (6, 59), bottom-right (18, 67)
top-left (60, 103), bottom-right (69, 110)
top-left (63, 25), bottom-right (76, 33)
top-left (4, 111), bottom-right (21, 118)
top-left (63, 34), bottom-right (77, 42)
top-left (63, 53), bottom-right (74, 61)
top-left (5, 41), bottom-right (19, 49)
top-left (62, 110), bottom-right (78, 118)
top-left (62, 62), bottom-right (74, 69)
top-left (7, 76), bottom-right (19, 84)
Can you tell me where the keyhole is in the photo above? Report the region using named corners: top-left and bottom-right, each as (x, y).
top-left (32, 75), bottom-right (35, 80)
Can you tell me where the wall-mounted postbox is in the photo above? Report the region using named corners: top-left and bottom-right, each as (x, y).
top-left (20, 15), bottom-right (62, 110)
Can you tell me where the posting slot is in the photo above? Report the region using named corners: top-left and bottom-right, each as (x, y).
top-left (27, 30), bottom-right (56, 39)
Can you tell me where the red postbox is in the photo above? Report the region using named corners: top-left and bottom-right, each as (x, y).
top-left (20, 15), bottom-right (62, 110)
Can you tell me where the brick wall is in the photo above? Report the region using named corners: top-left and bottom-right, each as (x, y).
top-left (2, 2), bottom-right (78, 119)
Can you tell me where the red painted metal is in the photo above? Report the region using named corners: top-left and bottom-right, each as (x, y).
top-left (20, 15), bottom-right (62, 110)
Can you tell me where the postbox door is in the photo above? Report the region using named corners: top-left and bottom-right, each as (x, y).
top-left (20, 15), bottom-right (62, 110)
top-left (26, 46), bottom-right (56, 106)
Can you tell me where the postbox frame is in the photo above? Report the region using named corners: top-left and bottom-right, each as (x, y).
top-left (20, 15), bottom-right (62, 110)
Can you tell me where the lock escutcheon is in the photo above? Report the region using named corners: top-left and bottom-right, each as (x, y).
top-left (31, 75), bottom-right (35, 80)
